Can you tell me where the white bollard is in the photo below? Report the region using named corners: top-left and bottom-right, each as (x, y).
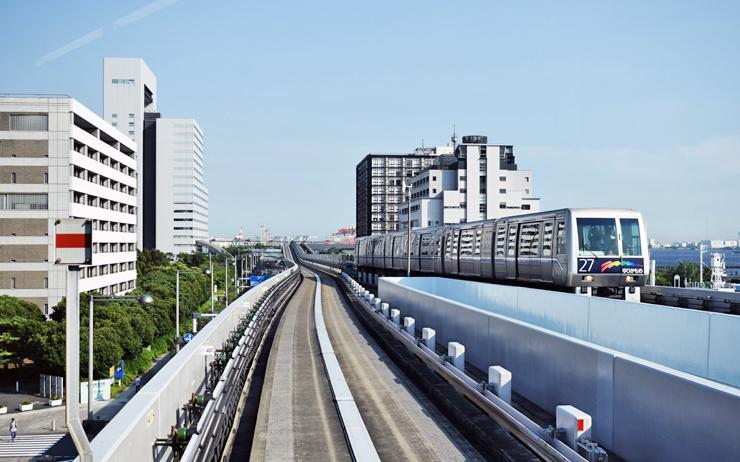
top-left (368, 294), bottom-right (375, 304)
top-left (373, 298), bottom-right (381, 311)
top-left (447, 342), bottom-right (465, 371)
top-left (390, 309), bottom-right (400, 325)
top-left (422, 328), bottom-right (436, 349)
top-left (488, 366), bottom-right (512, 404)
top-left (403, 317), bottom-right (415, 335)
top-left (556, 405), bottom-right (592, 450)
top-left (380, 303), bottom-right (389, 316)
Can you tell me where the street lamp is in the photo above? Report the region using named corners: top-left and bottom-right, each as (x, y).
top-left (405, 179), bottom-right (412, 277)
top-left (209, 254), bottom-right (214, 313)
top-left (175, 268), bottom-right (210, 352)
top-left (223, 253), bottom-right (236, 306)
top-left (87, 293), bottom-right (153, 421)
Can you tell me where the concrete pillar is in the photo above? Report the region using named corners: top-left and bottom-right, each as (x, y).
top-left (390, 309), bottom-right (400, 325)
top-left (422, 328), bottom-right (435, 349)
top-left (447, 342), bottom-right (465, 371)
top-left (380, 303), bottom-right (389, 317)
top-left (556, 405), bottom-right (592, 450)
top-left (403, 317), bottom-right (415, 336)
top-left (488, 366), bottom-right (512, 404)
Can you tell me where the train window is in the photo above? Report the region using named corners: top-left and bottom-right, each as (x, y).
top-left (452, 230), bottom-right (460, 256)
top-left (496, 225), bottom-right (506, 257)
top-left (577, 218), bottom-right (618, 256)
top-left (519, 223), bottom-right (541, 257)
top-left (542, 222), bottom-right (554, 257)
top-left (410, 233), bottom-right (419, 256)
top-left (460, 229), bottom-right (475, 256)
top-left (420, 234), bottom-right (432, 256)
top-left (556, 221), bottom-right (566, 254)
top-left (474, 229), bottom-right (482, 256)
top-left (620, 218), bottom-right (642, 256)
top-left (445, 230), bottom-right (454, 257)
top-left (507, 225), bottom-right (517, 257)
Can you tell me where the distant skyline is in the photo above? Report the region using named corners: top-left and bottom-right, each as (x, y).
top-left (1, 1), bottom-right (738, 241)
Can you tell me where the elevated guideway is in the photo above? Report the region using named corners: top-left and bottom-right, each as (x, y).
top-left (238, 246), bottom-right (491, 461)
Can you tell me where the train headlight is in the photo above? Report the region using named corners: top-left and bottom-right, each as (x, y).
top-left (626, 276), bottom-right (636, 283)
top-left (582, 275), bottom-right (594, 282)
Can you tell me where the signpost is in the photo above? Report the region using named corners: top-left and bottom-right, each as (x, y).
top-left (183, 332), bottom-right (194, 344)
top-left (55, 219), bottom-right (93, 462)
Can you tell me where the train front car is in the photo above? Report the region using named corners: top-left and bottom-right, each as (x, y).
top-left (565, 208), bottom-right (649, 299)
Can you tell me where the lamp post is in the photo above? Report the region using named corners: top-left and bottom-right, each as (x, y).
top-left (405, 180), bottom-right (412, 277)
top-left (209, 254), bottom-right (214, 312)
top-left (87, 293), bottom-right (153, 420)
top-left (175, 269), bottom-right (210, 352)
top-left (223, 252), bottom-right (236, 306)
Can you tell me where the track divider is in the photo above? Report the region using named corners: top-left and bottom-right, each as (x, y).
top-left (299, 254), bottom-right (380, 462)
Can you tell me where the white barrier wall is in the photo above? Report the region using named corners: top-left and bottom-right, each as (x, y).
top-left (389, 277), bottom-right (740, 387)
top-left (379, 277), bottom-right (740, 462)
top-left (87, 266), bottom-right (298, 462)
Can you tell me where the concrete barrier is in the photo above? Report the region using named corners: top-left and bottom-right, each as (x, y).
top-left (379, 276), bottom-right (740, 461)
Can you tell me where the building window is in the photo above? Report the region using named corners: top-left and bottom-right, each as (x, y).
top-left (500, 202), bottom-right (507, 209)
top-left (499, 188), bottom-right (506, 193)
top-left (0, 193), bottom-right (48, 210)
top-left (10, 278), bottom-right (16, 289)
top-left (525, 189), bottom-right (530, 194)
top-left (128, 122), bottom-right (134, 127)
top-left (10, 172), bottom-right (17, 184)
top-left (112, 122), bottom-right (118, 127)
top-left (9, 114), bottom-right (48, 131)
top-left (112, 113), bottom-right (117, 119)
top-left (525, 177), bottom-right (530, 182)
top-left (44, 304), bottom-right (49, 316)
top-left (522, 204), bottom-right (531, 210)
top-left (129, 130), bottom-right (135, 136)
top-left (129, 113), bottom-right (135, 118)
top-left (43, 173), bottom-right (49, 184)
top-left (499, 176), bottom-right (506, 181)
top-left (43, 277), bottom-right (48, 288)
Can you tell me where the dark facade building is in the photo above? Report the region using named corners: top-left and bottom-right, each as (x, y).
top-left (356, 150), bottom-right (442, 237)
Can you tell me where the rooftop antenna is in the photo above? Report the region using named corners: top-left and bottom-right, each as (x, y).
top-left (451, 124), bottom-right (458, 151)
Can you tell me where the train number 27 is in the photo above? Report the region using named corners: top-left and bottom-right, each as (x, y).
top-left (578, 258), bottom-right (595, 272)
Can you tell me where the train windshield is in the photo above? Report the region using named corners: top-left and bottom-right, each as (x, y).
top-left (577, 218), bottom-right (618, 256)
top-left (620, 218), bottom-right (642, 256)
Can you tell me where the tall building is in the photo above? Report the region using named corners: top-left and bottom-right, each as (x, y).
top-left (155, 119), bottom-right (208, 254)
top-left (103, 58), bottom-right (157, 247)
top-left (401, 135), bottom-right (540, 229)
top-left (356, 146), bottom-right (449, 237)
top-left (0, 96), bottom-right (138, 314)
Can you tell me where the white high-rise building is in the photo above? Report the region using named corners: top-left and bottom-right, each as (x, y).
top-left (0, 96), bottom-right (138, 314)
top-left (103, 58), bottom-right (157, 247)
top-left (155, 119), bottom-right (208, 254)
top-left (402, 136), bottom-right (540, 229)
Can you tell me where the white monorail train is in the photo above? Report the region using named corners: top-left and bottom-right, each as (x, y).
top-left (355, 208), bottom-right (650, 297)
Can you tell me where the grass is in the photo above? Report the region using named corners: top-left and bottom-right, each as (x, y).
top-left (110, 335), bottom-right (171, 398)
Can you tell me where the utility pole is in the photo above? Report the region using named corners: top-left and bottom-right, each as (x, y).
top-left (175, 272), bottom-right (180, 352)
top-left (209, 254), bottom-right (214, 312)
top-left (406, 180), bottom-right (412, 277)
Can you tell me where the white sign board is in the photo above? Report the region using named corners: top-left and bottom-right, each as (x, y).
top-left (54, 218), bottom-right (92, 265)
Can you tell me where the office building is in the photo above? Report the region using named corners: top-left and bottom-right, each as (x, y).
top-left (0, 96), bottom-right (138, 314)
top-left (356, 146), bottom-right (450, 237)
top-left (154, 119), bottom-right (209, 254)
top-left (103, 58), bottom-right (157, 247)
top-left (401, 135), bottom-right (540, 229)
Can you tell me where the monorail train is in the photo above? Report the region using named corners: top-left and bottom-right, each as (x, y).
top-left (355, 208), bottom-right (650, 296)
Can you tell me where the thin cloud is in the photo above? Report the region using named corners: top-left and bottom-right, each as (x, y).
top-left (113, 0), bottom-right (182, 29)
top-left (35, 0), bottom-right (183, 66)
top-left (36, 28), bottom-right (104, 67)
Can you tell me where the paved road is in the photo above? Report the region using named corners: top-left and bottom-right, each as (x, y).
top-left (246, 267), bottom-right (482, 461)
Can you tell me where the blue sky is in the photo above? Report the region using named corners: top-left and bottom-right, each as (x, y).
top-left (1, 1), bottom-right (739, 240)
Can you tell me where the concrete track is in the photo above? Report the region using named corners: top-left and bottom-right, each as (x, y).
top-left (246, 268), bottom-right (483, 461)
